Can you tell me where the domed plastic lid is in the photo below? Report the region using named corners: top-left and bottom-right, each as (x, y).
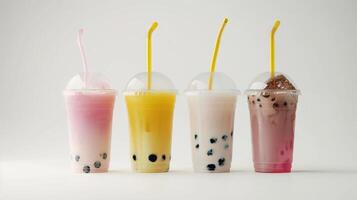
top-left (64, 72), bottom-right (116, 95)
top-left (123, 71), bottom-right (176, 94)
top-left (185, 72), bottom-right (240, 95)
top-left (246, 72), bottom-right (300, 95)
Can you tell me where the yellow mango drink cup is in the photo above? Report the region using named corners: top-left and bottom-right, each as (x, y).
top-left (124, 22), bottom-right (177, 173)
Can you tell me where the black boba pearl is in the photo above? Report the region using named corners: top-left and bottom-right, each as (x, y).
top-left (195, 144), bottom-right (199, 149)
top-left (210, 138), bottom-right (217, 144)
top-left (83, 165), bottom-right (90, 173)
top-left (218, 158), bottom-right (225, 166)
top-left (102, 153), bottom-right (107, 160)
top-left (94, 161), bottom-right (101, 168)
top-left (259, 104), bottom-right (262, 108)
top-left (257, 98), bottom-right (261, 102)
top-left (194, 134), bottom-right (198, 139)
top-left (231, 131), bottom-right (233, 137)
top-left (273, 103), bottom-right (279, 108)
top-left (207, 164), bottom-right (216, 171)
top-left (132, 154), bottom-right (136, 161)
top-left (252, 100), bottom-right (255, 104)
top-left (162, 154), bottom-right (166, 161)
top-left (207, 149), bottom-right (213, 156)
top-left (75, 155), bottom-right (80, 162)
top-left (262, 92), bottom-right (270, 98)
top-left (222, 135), bottom-right (228, 141)
top-left (271, 97), bottom-right (276, 102)
top-left (148, 154), bottom-right (157, 162)
top-left (284, 101), bottom-right (288, 106)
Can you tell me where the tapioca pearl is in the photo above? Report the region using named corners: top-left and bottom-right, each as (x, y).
top-left (230, 131), bottom-right (233, 137)
top-left (83, 166), bottom-right (90, 173)
top-left (102, 153), bottom-right (107, 160)
top-left (132, 154), bottom-right (137, 161)
top-left (259, 104), bottom-right (262, 108)
top-left (94, 161), bottom-right (101, 168)
top-left (280, 150), bottom-right (284, 156)
top-left (252, 100), bottom-right (255, 104)
top-left (257, 98), bottom-right (261, 102)
top-left (195, 144), bottom-right (199, 149)
top-left (218, 158), bottom-right (225, 166)
top-left (271, 97), bottom-right (276, 102)
top-left (262, 92), bottom-right (270, 98)
top-left (224, 144), bottom-right (229, 149)
top-left (207, 164), bottom-right (216, 171)
top-left (75, 155), bottom-right (80, 162)
top-left (207, 149), bottom-right (213, 156)
top-left (273, 103), bottom-right (279, 108)
top-left (222, 135), bottom-right (228, 141)
top-left (162, 154), bottom-right (166, 161)
top-left (194, 134), bottom-right (198, 140)
top-left (284, 101), bottom-right (288, 106)
top-left (148, 154), bottom-right (157, 162)
top-left (210, 138), bottom-right (217, 144)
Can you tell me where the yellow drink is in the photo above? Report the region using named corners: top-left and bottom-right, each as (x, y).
top-left (125, 91), bottom-right (176, 172)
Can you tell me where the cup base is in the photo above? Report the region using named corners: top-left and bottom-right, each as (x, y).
top-left (194, 169), bottom-right (230, 173)
top-left (254, 163), bottom-right (291, 173)
top-left (132, 168), bottom-right (169, 173)
top-left (71, 167), bottom-right (108, 173)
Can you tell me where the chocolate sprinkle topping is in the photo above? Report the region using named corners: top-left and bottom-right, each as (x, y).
top-left (265, 75), bottom-right (296, 90)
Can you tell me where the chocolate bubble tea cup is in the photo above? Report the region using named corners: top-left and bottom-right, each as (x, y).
top-left (246, 20), bottom-right (301, 173)
top-left (64, 29), bottom-right (116, 173)
top-left (124, 22), bottom-right (177, 173)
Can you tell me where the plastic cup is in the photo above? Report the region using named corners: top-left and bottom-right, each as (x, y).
top-left (185, 72), bottom-right (239, 172)
top-left (63, 73), bottom-right (116, 173)
top-left (123, 72), bottom-right (177, 173)
top-left (246, 72), bottom-right (300, 173)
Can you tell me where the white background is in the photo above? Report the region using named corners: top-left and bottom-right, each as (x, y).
top-left (1, 0), bottom-right (357, 199)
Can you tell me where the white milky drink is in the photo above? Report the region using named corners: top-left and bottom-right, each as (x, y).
top-left (185, 72), bottom-right (239, 172)
top-left (187, 92), bottom-right (237, 172)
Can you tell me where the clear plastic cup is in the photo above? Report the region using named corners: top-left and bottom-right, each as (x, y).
top-left (246, 72), bottom-right (301, 173)
top-left (123, 72), bottom-right (177, 173)
top-left (185, 72), bottom-right (240, 172)
top-left (63, 73), bottom-right (116, 173)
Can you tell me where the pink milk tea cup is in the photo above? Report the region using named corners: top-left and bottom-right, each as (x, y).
top-left (246, 72), bottom-right (300, 173)
top-left (64, 73), bottom-right (116, 173)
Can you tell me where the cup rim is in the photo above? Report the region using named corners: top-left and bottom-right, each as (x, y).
top-left (63, 89), bottom-right (117, 95)
top-left (184, 89), bottom-right (240, 96)
top-left (123, 89), bottom-right (178, 96)
top-left (245, 89), bottom-right (301, 95)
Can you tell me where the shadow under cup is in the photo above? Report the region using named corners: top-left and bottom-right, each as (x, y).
top-left (247, 90), bottom-right (299, 173)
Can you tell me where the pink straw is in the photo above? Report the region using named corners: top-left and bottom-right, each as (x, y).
top-left (77, 28), bottom-right (88, 88)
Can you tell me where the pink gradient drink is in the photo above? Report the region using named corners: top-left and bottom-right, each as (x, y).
top-left (247, 91), bottom-right (298, 173)
top-left (246, 73), bottom-right (300, 173)
top-left (64, 90), bottom-right (115, 173)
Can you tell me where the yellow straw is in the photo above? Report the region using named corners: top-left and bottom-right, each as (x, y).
top-left (208, 18), bottom-right (229, 90)
top-left (147, 22), bottom-right (158, 90)
top-left (270, 20), bottom-right (280, 79)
